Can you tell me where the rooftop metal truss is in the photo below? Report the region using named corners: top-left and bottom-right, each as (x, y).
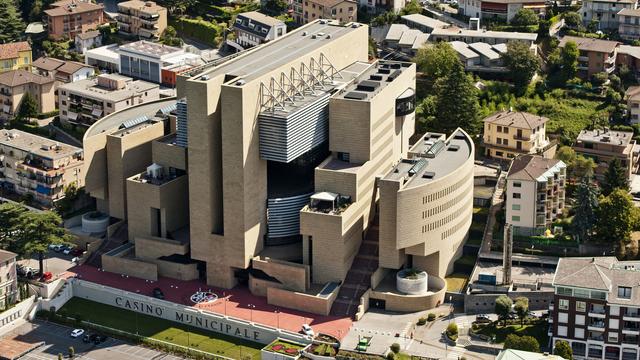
top-left (259, 53), bottom-right (343, 113)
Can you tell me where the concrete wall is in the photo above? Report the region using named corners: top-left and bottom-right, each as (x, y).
top-left (464, 290), bottom-right (553, 313)
top-left (266, 286), bottom-right (338, 316)
top-left (0, 296), bottom-right (35, 336)
top-left (70, 279), bottom-right (310, 344)
top-left (252, 257), bottom-right (309, 293)
top-left (102, 251), bottom-right (158, 281)
top-left (369, 276), bottom-right (446, 312)
top-left (135, 236), bottom-right (188, 261)
top-left (156, 259), bottom-right (198, 281)
top-left (152, 137), bottom-right (187, 170)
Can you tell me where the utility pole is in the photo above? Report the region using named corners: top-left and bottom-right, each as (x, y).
top-left (503, 223), bottom-right (513, 285)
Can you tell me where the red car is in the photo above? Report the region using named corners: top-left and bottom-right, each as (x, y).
top-left (41, 272), bottom-right (53, 282)
top-left (71, 248), bottom-right (84, 257)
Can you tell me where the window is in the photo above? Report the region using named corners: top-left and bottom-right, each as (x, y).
top-left (609, 333), bottom-right (619, 343)
top-left (557, 287), bottom-right (573, 296)
top-left (511, 215), bottom-right (521, 222)
top-left (610, 319), bottom-right (619, 329)
top-left (576, 301), bottom-right (586, 312)
top-left (512, 193), bottom-right (521, 199)
top-left (557, 325), bottom-right (568, 336)
top-left (559, 312), bottom-right (568, 323)
top-left (497, 125), bottom-right (502, 132)
top-left (589, 345), bottom-right (603, 359)
top-left (512, 204), bottom-right (521, 211)
top-left (513, 182), bottom-right (521, 188)
top-left (337, 152), bottom-right (350, 162)
top-left (573, 342), bottom-right (586, 357)
top-left (619, 286), bottom-right (632, 299)
top-left (575, 328), bottom-right (585, 339)
top-left (495, 151), bottom-right (503, 157)
top-left (559, 299), bottom-right (569, 310)
top-left (576, 314), bottom-right (585, 325)
top-left (503, 139), bottom-right (509, 146)
top-left (574, 288), bottom-right (590, 298)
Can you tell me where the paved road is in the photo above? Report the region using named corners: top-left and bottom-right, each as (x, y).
top-left (7, 321), bottom-right (188, 360)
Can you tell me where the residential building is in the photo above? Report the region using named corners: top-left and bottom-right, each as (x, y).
top-left (450, 41), bottom-right (509, 73)
top-left (457, 0), bottom-right (546, 22)
top-left (294, 0), bottom-right (357, 25)
top-left (627, 86), bottom-right (640, 124)
top-left (232, 11), bottom-right (286, 50)
top-left (617, 45), bottom-right (640, 78)
top-left (580, 0), bottom-right (637, 30)
top-left (58, 73), bottom-right (159, 127)
top-left (505, 155), bottom-right (566, 235)
top-left (0, 129), bottom-right (84, 204)
top-left (75, 30), bottom-right (102, 54)
top-left (32, 57), bottom-right (95, 83)
top-left (482, 110), bottom-right (553, 160)
top-left (44, 0), bottom-right (106, 40)
top-left (400, 13), bottom-right (448, 33)
top-left (429, 28), bottom-right (538, 50)
top-left (383, 25), bottom-right (429, 57)
top-left (357, 0), bottom-right (407, 13)
top-left (573, 128), bottom-right (640, 181)
top-left (0, 42), bottom-right (32, 73)
top-left (84, 44), bottom-right (120, 73)
top-left (83, 20), bottom-right (469, 317)
top-left (117, 0), bottom-right (167, 40)
top-left (497, 350), bottom-right (565, 360)
top-left (618, 8), bottom-right (640, 40)
top-left (0, 70), bottom-right (56, 121)
top-left (118, 41), bottom-right (201, 85)
top-left (550, 256), bottom-right (640, 360)
top-left (0, 250), bottom-right (17, 308)
top-left (559, 36), bottom-right (619, 78)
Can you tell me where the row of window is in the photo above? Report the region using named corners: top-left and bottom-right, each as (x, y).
top-left (421, 196), bottom-right (471, 234)
top-left (441, 201), bottom-right (473, 240)
top-left (421, 171), bottom-right (471, 204)
top-left (421, 183), bottom-right (472, 219)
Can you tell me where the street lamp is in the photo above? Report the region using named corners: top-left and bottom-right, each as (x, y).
top-left (275, 309), bottom-right (280, 329)
top-left (248, 304), bottom-right (256, 322)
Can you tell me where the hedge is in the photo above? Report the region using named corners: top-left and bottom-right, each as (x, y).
top-left (171, 18), bottom-right (224, 47)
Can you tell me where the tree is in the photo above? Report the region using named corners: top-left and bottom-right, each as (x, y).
top-left (159, 26), bottom-right (183, 47)
top-left (504, 334), bottom-right (540, 352)
top-left (560, 41), bottom-right (579, 81)
top-left (601, 158), bottom-right (629, 196)
top-left (16, 210), bottom-right (72, 276)
top-left (591, 72), bottom-right (609, 87)
top-left (563, 12), bottom-right (583, 30)
top-left (595, 189), bottom-right (634, 244)
top-left (0, 0), bottom-right (26, 43)
top-left (431, 62), bottom-right (480, 134)
top-left (0, 202), bottom-right (28, 250)
top-left (502, 42), bottom-right (540, 94)
top-left (262, 0), bottom-right (288, 13)
top-left (572, 176), bottom-right (599, 243)
top-left (413, 42), bottom-right (460, 83)
top-left (400, 0), bottom-right (422, 15)
top-left (17, 93), bottom-right (38, 122)
top-left (554, 340), bottom-right (573, 359)
top-left (495, 295), bottom-right (513, 326)
top-left (514, 297), bottom-right (529, 327)
top-left (511, 8), bottom-right (539, 27)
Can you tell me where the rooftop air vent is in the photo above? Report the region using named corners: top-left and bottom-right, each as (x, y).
top-left (326, 34), bottom-right (332, 39)
top-left (447, 145), bottom-right (460, 152)
top-left (369, 74), bottom-right (383, 81)
top-left (235, 79), bottom-right (246, 86)
top-left (454, 133), bottom-right (466, 140)
top-left (387, 70), bottom-right (401, 82)
top-left (422, 171), bottom-right (435, 179)
top-left (356, 80), bottom-right (380, 92)
top-left (377, 68), bottom-right (391, 74)
top-left (312, 34), bottom-right (317, 39)
top-left (344, 91), bottom-right (367, 100)
top-left (302, 31), bottom-right (308, 36)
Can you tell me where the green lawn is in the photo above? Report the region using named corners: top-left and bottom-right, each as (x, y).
top-left (59, 297), bottom-right (262, 359)
top-left (445, 273), bottom-right (469, 292)
top-left (476, 322), bottom-right (549, 345)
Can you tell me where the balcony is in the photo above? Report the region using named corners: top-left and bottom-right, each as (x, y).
top-left (588, 331), bottom-right (605, 342)
top-left (624, 309), bottom-right (640, 321)
top-left (589, 305), bottom-right (607, 317)
top-left (513, 134), bottom-right (531, 141)
top-left (622, 334), bottom-right (639, 345)
top-left (588, 320), bottom-right (606, 330)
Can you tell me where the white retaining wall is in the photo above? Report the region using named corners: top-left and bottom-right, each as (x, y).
top-left (69, 279), bottom-right (311, 345)
top-left (0, 296), bottom-right (36, 336)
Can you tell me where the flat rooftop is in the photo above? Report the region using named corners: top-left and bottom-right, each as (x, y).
top-left (60, 76), bottom-right (158, 102)
top-left (0, 129), bottom-right (82, 160)
top-left (118, 40), bottom-right (182, 58)
top-left (337, 60), bottom-right (412, 101)
top-left (85, 98), bottom-right (176, 138)
top-left (577, 128), bottom-right (634, 146)
top-left (195, 20), bottom-right (364, 82)
top-left (431, 28), bottom-right (537, 41)
top-left (384, 129), bottom-right (473, 188)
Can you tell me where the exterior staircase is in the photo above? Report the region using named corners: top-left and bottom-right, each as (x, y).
top-left (480, 172), bottom-right (507, 256)
top-left (330, 217), bottom-right (379, 318)
top-left (86, 223), bottom-right (128, 267)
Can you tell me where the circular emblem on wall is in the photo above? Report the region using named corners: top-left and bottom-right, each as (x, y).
top-left (190, 291), bottom-right (218, 304)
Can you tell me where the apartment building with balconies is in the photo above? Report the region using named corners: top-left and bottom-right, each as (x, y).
top-left (58, 73), bottom-right (159, 127)
top-left (559, 36), bottom-right (620, 78)
top-left (45, 0), bottom-right (106, 40)
top-left (505, 155), bottom-right (566, 235)
top-left (232, 11), bottom-right (286, 50)
top-left (482, 110), bottom-right (553, 160)
top-left (626, 86), bottom-right (640, 124)
top-left (580, 0), bottom-right (637, 30)
top-left (551, 256), bottom-right (640, 360)
top-left (0, 129), bottom-right (84, 204)
top-left (0, 70), bottom-right (56, 121)
top-left (458, 0), bottom-right (546, 22)
top-left (32, 57), bottom-right (95, 84)
top-left (117, 0), bottom-right (167, 40)
top-left (573, 128), bottom-right (639, 181)
top-left (0, 250), bottom-right (17, 309)
top-left (618, 8), bottom-right (640, 40)
top-left (0, 42), bottom-right (32, 73)
top-left (294, 0), bottom-right (357, 24)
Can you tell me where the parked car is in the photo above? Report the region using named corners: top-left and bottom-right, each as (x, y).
top-left (17, 265), bottom-right (35, 278)
top-left (301, 324), bottom-right (314, 337)
top-left (51, 244), bottom-right (64, 252)
top-left (63, 246), bottom-right (75, 255)
top-left (94, 334), bottom-right (107, 344)
top-left (475, 314), bottom-right (491, 323)
top-left (70, 329), bottom-right (85, 338)
top-left (152, 287), bottom-right (164, 300)
top-left (71, 248), bottom-right (84, 257)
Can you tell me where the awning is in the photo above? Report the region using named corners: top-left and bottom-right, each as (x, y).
top-left (67, 111), bottom-right (78, 121)
top-left (311, 191), bottom-right (338, 202)
top-left (91, 108), bottom-right (103, 117)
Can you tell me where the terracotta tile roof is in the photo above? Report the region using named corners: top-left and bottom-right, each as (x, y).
top-left (482, 110), bottom-right (548, 129)
top-left (0, 42), bottom-right (32, 60)
top-left (0, 249), bottom-right (16, 263)
top-left (0, 69), bottom-right (54, 87)
top-left (76, 30), bottom-right (101, 40)
top-left (307, 0), bottom-right (356, 7)
top-left (559, 35), bottom-right (619, 54)
top-left (57, 60), bottom-right (91, 75)
top-left (32, 56), bottom-right (65, 71)
top-left (45, 0), bottom-right (103, 17)
top-left (507, 155), bottom-right (564, 181)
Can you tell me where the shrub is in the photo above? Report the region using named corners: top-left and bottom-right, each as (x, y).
top-left (68, 346), bottom-right (75, 358)
top-left (58, 354), bottom-right (63, 360)
top-left (446, 323), bottom-right (458, 337)
top-left (172, 18), bottom-right (224, 47)
top-left (427, 313), bottom-right (436, 321)
top-left (417, 317), bottom-right (427, 325)
top-left (386, 352), bottom-right (396, 360)
top-left (390, 343), bottom-right (401, 353)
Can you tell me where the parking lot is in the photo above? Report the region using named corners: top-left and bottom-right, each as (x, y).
top-left (17, 248), bottom-right (79, 279)
top-left (5, 321), bottom-right (188, 360)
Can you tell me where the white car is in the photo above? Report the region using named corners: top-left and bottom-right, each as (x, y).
top-left (301, 324), bottom-right (314, 337)
top-left (70, 329), bottom-right (85, 338)
top-left (50, 244), bottom-right (64, 252)
top-left (63, 246), bottom-right (75, 255)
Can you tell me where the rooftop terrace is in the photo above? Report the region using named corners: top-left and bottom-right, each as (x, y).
top-left (337, 60), bottom-right (412, 101)
top-left (577, 128), bottom-right (634, 146)
top-left (0, 129), bottom-right (82, 160)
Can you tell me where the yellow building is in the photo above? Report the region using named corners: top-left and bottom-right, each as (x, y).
top-left (0, 42), bottom-right (32, 73)
top-left (482, 110), bottom-right (554, 160)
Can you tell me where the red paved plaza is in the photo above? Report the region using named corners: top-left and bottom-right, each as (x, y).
top-left (63, 265), bottom-right (352, 339)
